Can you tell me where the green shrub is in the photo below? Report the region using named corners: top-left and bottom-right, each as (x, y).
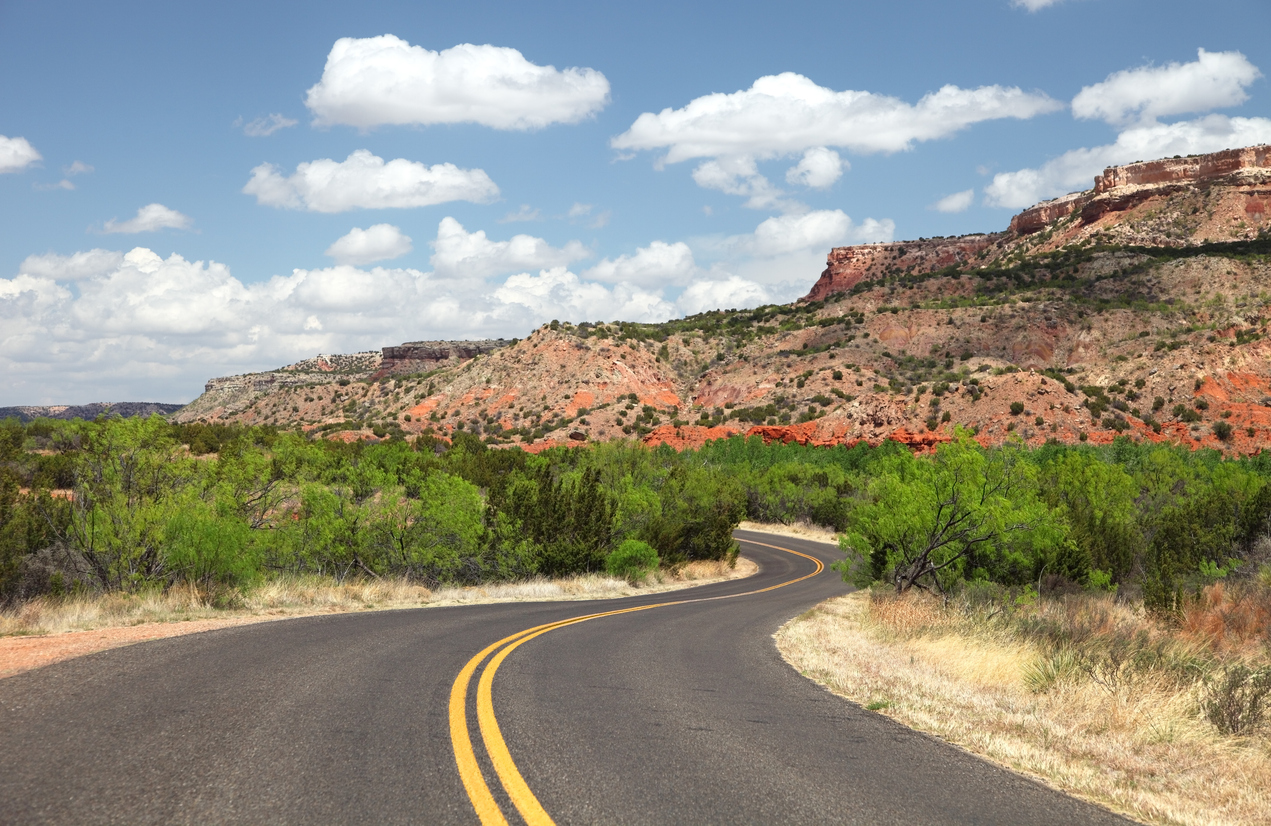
top-left (606, 539), bottom-right (660, 583)
top-left (1010, 402), bottom-right (1025, 415)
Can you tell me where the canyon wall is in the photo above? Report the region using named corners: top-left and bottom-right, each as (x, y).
top-left (1092, 145), bottom-right (1271, 193)
top-left (808, 144), bottom-right (1271, 302)
top-left (1010, 144), bottom-right (1271, 235)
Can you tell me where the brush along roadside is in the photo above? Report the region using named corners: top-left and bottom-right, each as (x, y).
top-left (0, 557), bottom-right (755, 679)
top-left (776, 586), bottom-right (1271, 826)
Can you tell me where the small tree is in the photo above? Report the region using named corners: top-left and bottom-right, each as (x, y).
top-left (836, 432), bottom-right (1063, 594)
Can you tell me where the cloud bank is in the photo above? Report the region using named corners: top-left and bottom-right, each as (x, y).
top-left (2, 210), bottom-right (886, 403)
top-left (18, 249), bottom-right (124, 281)
top-left (430, 217), bottom-right (589, 279)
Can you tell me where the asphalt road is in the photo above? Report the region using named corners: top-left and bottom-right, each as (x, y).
top-left (0, 531), bottom-right (1130, 824)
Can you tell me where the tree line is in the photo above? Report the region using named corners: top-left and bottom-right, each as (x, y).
top-left (4, 416), bottom-right (1271, 611)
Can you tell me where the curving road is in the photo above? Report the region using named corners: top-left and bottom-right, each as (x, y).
top-left (0, 531), bottom-right (1129, 824)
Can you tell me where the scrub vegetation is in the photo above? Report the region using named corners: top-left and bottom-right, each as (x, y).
top-left (7, 415), bottom-right (1271, 807)
top-left (0, 416), bottom-right (747, 608)
top-left (771, 429), bottom-right (1271, 825)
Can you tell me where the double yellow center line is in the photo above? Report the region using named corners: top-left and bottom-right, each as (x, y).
top-left (448, 540), bottom-right (824, 825)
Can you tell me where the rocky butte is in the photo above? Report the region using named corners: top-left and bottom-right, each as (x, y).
top-left (804, 144), bottom-right (1271, 302)
top-left (172, 145), bottom-right (1271, 455)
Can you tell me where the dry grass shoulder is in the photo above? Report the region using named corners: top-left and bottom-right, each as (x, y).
top-left (737, 520), bottom-right (839, 545)
top-left (0, 557), bottom-right (755, 679)
top-left (776, 589), bottom-right (1271, 826)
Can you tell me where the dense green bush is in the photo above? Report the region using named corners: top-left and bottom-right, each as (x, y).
top-left (606, 539), bottom-right (660, 583)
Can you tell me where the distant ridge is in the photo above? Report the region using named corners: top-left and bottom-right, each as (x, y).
top-left (0, 402), bottom-right (185, 423)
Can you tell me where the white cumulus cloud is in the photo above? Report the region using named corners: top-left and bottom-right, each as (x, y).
top-left (785, 147), bottom-right (845, 189)
top-left (304, 35), bottom-right (610, 130)
top-left (430, 217), bottom-right (589, 279)
top-left (0, 136), bottom-right (42, 173)
top-left (677, 277), bottom-right (772, 315)
top-left (691, 156), bottom-right (798, 212)
top-left (732, 210), bottom-right (892, 258)
top-left (493, 268), bottom-right (674, 323)
top-left (241, 113), bottom-right (298, 137)
top-left (325, 224), bottom-right (413, 266)
top-left (585, 241), bottom-right (697, 288)
top-left (931, 189), bottom-right (975, 213)
top-left (19, 249), bottom-right (124, 281)
top-left (101, 203), bottom-right (192, 234)
top-left (243, 149), bottom-right (498, 212)
top-left (612, 72), bottom-right (1061, 163)
top-left (1012, 0), bottom-right (1066, 10)
top-left (1072, 49), bottom-right (1261, 127)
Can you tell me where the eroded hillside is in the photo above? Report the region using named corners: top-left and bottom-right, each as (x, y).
top-left (172, 146), bottom-right (1271, 455)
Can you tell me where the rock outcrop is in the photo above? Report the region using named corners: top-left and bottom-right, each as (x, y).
top-left (1011, 144), bottom-right (1271, 234)
top-left (803, 235), bottom-right (998, 303)
top-left (374, 340), bottom-right (510, 379)
top-left (807, 144), bottom-right (1271, 303)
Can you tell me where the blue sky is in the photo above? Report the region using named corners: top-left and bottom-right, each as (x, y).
top-left (2, 0), bottom-right (1269, 404)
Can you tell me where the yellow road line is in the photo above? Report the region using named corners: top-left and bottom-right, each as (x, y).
top-left (450, 538), bottom-right (825, 824)
top-left (449, 632), bottom-right (528, 826)
top-left (449, 605), bottom-right (671, 825)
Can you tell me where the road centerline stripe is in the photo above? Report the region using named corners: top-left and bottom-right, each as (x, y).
top-left (450, 538), bottom-right (825, 823)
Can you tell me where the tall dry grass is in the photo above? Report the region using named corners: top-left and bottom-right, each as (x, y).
top-left (0, 558), bottom-right (753, 638)
top-left (777, 586), bottom-right (1271, 826)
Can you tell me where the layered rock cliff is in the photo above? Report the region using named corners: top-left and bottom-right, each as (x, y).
top-left (805, 144), bottom-right (1271, 302)
top-left (373, 340), bottom-right (510, 379)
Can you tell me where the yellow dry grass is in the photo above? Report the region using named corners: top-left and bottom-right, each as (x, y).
top-left (737, 519), bottom-right (839, 545)
top-left (0, 557), bottom-right (755, 639)
top-left (776, 592), bottom-right (1271, 826)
